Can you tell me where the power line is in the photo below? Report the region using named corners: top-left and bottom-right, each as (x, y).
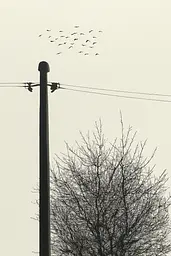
top-left (59, 83), bottom-right (171, 98)
top-left (0, 82), bottom-right (25, 84)
top-left (1, 81), bottom-right (171, 99)
top-left (0, 82), bottom-right (39, 84)
top-left (0, 85), bottom-right (26, 87)
top-left (0, 81), bottom-right (171, 103)
top-left (0, 83), bottom-right (40, 88)
top-left (62, 87), bottom-right (171, 103)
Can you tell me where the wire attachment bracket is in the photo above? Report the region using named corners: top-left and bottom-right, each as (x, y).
top-left (24, 82), bottom-right (33, 92)
top-left (50, 82), bottom-right (60, 93)
top-left (24, 82), bottom-right (40, 92)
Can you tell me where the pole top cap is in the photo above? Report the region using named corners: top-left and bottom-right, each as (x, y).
top-left (38, 61), bottom-right (50, 72)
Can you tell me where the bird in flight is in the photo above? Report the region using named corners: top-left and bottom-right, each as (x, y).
top-left (38, 27), bottom-right (102, 56)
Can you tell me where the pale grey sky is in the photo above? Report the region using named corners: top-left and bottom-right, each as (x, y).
top-left (1, 0), bottom-right (171, 255)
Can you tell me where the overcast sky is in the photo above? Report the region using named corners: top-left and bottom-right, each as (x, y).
top-left (1, 0), bottom-right (171, 255)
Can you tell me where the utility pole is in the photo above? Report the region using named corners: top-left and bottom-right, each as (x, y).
top-left (38, 61), bottom-right (51, 256)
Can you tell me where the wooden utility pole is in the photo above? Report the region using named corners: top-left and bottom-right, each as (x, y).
top-left (38, 61), bottom-right (51, 256)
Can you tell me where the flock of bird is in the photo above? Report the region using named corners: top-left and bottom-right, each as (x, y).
top-left (38, 26), bottom-right (102, 56)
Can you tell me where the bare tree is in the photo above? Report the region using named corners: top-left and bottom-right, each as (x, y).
top-left (32, 118), bottom-right (171, 256)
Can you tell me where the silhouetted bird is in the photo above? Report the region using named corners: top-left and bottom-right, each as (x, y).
top-left (50, 40), bottom-right (55, 42)
top-left (99, 30), bottom-right (102, 32)
top-left (47, 29), bottom-right (51, 32)
top-left (56, 52), bottom-right (62, 55)
top-left (95, 53), bottom-right (99, 55)
top-left (63, 42), bottom-right (67, 44)
top-left (79, 51), bottom-right (83, 53)
top-left (80, 33), bottom-right (84, 35)
top-left (60, 35), bottom-right (65, 37)
top-left (68, 46), bottom-right (73, 49)
top-left (55, 38), bottom-right (58, 40)
top-left (89, 30), bottom-right (93, 33)
top-left (74, 38), bottom-right (78, 41)
top-left (86, 40), bottom-right (90, 43)
top-left (84, 53), bottom-right (89, 55)
top-left (74, 26), bottom-right (79, 28)
top-left (71, 42), bottom-right (74, 45)
top-left (93, 42), bottom-right (97, 45)
top-left (65, 36), bottom-right (69, 38)
top-left (59, 30), bottom-right (63, 32)
top-left (38, 34), bottom-right (42, 37)
top-left (48, 36), bottom-right (51, 38)
top-left (93, 36), bottom-right (96, 38)
top-left (58, 43), bottom-right (62, 46)
top-left (71, 32), bottom-right (77, 35)
top-left (82, 44), bottom-right (86, 46)
top-left (89, 46), bottom-right (94, 48)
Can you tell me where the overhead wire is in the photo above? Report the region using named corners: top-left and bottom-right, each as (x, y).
top-left (0, 81), bottom-right (171, 103)
top-left (0, 81), bottom-right (171, 98)
top-left (0, 82), bottom-right (39, 88)
top-left (0, 82), bottom-right (25, 84)
top-left (59, 83), bottom-right (171, 98)
top-left (0, 85), bottom-right (27, 87)
top-left (1, 81), bottom-right (171, 99)
top-left (0, 82), bottom-right (39, 84)
top-left (61, 87), bottom-right (171, 103)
